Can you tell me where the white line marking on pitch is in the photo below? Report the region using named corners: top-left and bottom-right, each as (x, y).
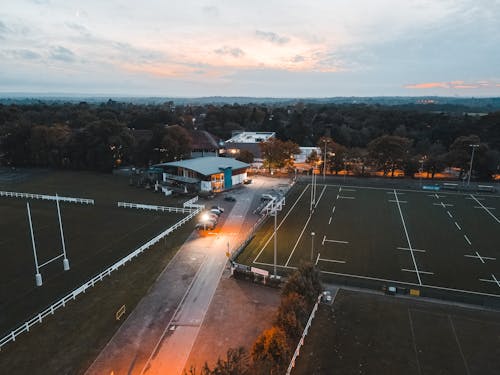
top-left (455, 222), bottom-right (462, 230)
top-left (479, 274), bottom-right (500, 288)
top-left (447, 211), bottom-right (453, 218)
top-left (285, 214), bottom-right (313, 267)
top-left (464, 252), bottom-right (496, 264)
top-left (464, 234), bottom-right (471, 245)
top-left (328, 217), bottom-right (332, 225)
top-left (338, 196), bottom-right (355, 199)
top-left (314, 185), bottom-right (327, 209)
top-left (402, 268), bottom-right (434, 275)
top-left (341, 188), bottom-right (356, 192)
top-left (474, 206), bottom-right (495, 210)
top-left (324, 239), bottom-right (349, 244)
top-left (322, 235), bottom-right (326, 245)
top-left (319, 258), bottom-right (346, 264)
top-left (315, 253), bottom-right (320, 265)
top-left (470, 194), bottom-right (500, 224)
top-left (397, 247), bottom-right (426, 253)
top-left (434, 202), bottom-right (454, 207)
top-left (389, 200), bottom-right (407, 203)
top-left (393, 189), bottom-right (422, 285)
top-left (332, 206), bottom-right (336, 214)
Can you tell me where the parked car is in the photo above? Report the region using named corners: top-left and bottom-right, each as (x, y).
top-left (260, 193), bottom-right (275, 202)
top-left (195, 220), bottom-right (216, 230)
top-left (211, 205), bottom-right (224, 213)
top-left (224, 195), bottom-right (236, 202)
top-left (243, 178), bottom-right (252, 184)
top-left (210, 208), bottom-right (222, 216)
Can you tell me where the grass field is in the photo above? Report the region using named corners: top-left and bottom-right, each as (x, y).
top-left (291, 289), bottom-right (500, 375)
top-left (0, 171), bottom-right (189, 337)
top-left (237, 182), bottom-right (500, 301)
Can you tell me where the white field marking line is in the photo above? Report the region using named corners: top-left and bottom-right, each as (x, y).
top-left (479, 274), bottom-right (500, 288)
top-left (338, 195), bottom-right (356, 199)
top-left (433, 202), bottom-right (454, 207)
top-left (455, 222), bottom-right (462, 230)
top-left (447, 211), bottom-right (453, 218)
top-left (285, 213), bottom-right (313, 267)
top-left (315, 252), bottom-right (320, 265)
top-left (318, 258), bottom-right (346, 264)
top-left (253, 260), bottom-right (296, 269)
top-left (323, 183), bottom-right (500, 198)
top-left (341, 188), bottom-right (356, 192)
top-left (388, 200), bottom-right (407, 203)
top-left (324, 239), bottom-right (349, 244)
top-left (448, 315), bottom-right (472, 375)
top-left (464, 234), bottom-right (471, 245)
top-left (402, 268), bottom-right (434, 275)
top-left (253, 184), bottom-right (311, 263)
top-left (393, 189), bottom-right (422, 285)
top-left (322, 235), bottom-right (326, 245)
top-left (465, 197), bottom-right (486, 200)
top-left (428, 194), bottom-right (445, 198)
top-left (320, 269), bottom-right (500, 298)
top-left (332, 206), bottom-right (336, 214)
top-left (474, 206), bottom-right (495, 210)
top-left (314, 185), bottom-right (327, 208)
top-left (470, 194), bottom-right (500, 224)
top-left (387, 191), bottom-right (405, 195)
top-left (397, 247), bottom-right (426, 253)
top-left (464, 252), bottom-right (496, 263)
top-left (328, 217), bottom-right (332, 225)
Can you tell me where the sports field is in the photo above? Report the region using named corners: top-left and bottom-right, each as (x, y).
top-left (237, 182), bottom-right (500, 300)
top-left (0, 171), bottom-right (188, 337)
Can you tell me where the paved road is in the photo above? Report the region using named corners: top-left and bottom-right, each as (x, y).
top-left (85, 176), bottom-right (288, 375)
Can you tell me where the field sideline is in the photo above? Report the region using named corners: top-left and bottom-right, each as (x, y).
top-left (237, 182), bottom-right (500, 301)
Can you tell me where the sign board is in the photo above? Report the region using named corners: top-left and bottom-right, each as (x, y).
top-left (422, 185), bottom-right (440, 191)
top-left (410, 289), bottom-right (420, 297)
top-left (251, 267), bottom-right (269, 277)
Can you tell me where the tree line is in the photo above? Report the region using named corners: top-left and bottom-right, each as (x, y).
top-left (0, 100), bottom-right (498, 178)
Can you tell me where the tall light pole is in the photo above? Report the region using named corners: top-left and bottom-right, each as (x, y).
top-left (467, 144), bottom-right (480, 186)
top-left (419, 156), bottom-right (426, 187)
top-left (323, 140), bottom-right (327, 180)
top-left (310, 232), bottom-right (315, 261)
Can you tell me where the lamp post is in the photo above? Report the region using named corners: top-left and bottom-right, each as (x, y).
top-left (467, 144), bottom-right (480, 186)
top-left (310, 232), bottom-right (315, 261)
top-left (323, 140), bottom-right (327, 180)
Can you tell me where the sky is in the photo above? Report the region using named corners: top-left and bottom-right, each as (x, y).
top-left (1, 0), bottom-right (500, 97)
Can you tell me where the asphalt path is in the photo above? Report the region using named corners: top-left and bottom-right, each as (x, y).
top-left (85, 176), bottom-right (287, 375)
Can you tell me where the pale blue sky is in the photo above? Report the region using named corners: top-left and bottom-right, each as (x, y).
top-left (1, 0), bottom-right (499, 97)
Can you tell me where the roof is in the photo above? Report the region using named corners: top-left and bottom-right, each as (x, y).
top-left (154, 156), bottom-right (249, 176)
top-left (189, 130), bottom-right (221, 150)
top-left (225, 132), bottom-right (275, 144)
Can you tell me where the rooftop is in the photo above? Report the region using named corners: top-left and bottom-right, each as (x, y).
top-left (225, 131), bottom-right (275, 144)
top-left (154, 156), bottom-right (249, 176)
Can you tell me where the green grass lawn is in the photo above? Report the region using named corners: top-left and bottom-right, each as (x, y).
top-left (237, 183), bottom-right (500, 298)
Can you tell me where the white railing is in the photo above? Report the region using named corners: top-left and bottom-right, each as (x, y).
top-left (117, 202), bottom-right (193, 214)
top-left (0, 191), bottom-right (94, 205)
top-left (0, 205), bottom-right (203, 351)
top-left (286, 292), bottom-right (334, 375)
top-left (183, 196), bottom-right (204, 209)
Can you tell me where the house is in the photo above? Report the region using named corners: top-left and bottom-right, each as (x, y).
top-left (222, 131), bottom-right (275, 161)
top-left (153, 156), bottom-right (249, 193)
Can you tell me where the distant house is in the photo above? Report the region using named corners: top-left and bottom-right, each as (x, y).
top-left (153, 156), bottom-right (249, 193)
top-left (222, 131), bottom-right (275, 161)
top-left (188, 130), bottom-right (223, 158)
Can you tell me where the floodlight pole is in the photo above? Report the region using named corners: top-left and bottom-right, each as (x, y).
top-left (310, 232), bottom-right (315, 261)
top-left (323, 140), bottom-right (327, 181)
top-left (27, 202), bottom-right (42, 287)
top-left (467, 144), bottom-right (479, 186)
top-left (56, 194), bottom-right (70, 271)
top-left (273, 208), bottom-right (277, 277)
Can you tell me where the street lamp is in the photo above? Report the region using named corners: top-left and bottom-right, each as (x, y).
top-left (467, 144), bottom-right (480, 186)
top-left (323, 140), bottom-right (327, 180)
top-left (310, 232), bottom-right (315, 261)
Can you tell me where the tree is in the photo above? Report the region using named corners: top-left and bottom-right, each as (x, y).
top-left (252, 326), bottom-right (290, 375)
top-left (274, 292), bottom-right (309, 344)
top-left (237, 149), bottom-right (254, 164)
top-left (282, 262), bottom-right (322, 307)
top-left (260, 138), bottom-right (300, 172)
top-left (446, 135), bottom-right (488, 179)
top-left (367, 135), bottom-right (411, 177)
top-left (160, 125), bottom-right (192, 162)
top-left (184, 347), bottom-right (249, 375)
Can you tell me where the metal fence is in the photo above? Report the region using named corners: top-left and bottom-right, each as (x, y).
top-left (0, 191), bottom-right (94, 205)
top-left (0, 199), bottom-right (204, 350)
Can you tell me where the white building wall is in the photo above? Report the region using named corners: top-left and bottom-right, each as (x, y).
top-left (231, 172), bottom-right (247, 186)
top-left (200, 180), bottom-right (212, 191)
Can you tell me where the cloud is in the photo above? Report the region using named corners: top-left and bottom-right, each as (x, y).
top-left (214, 46), bottom-right (245, 58)
top-left (6, 49), bottom-right (41, 60)
top-left (404, 80), bottom-right (497, 89)
top-left (255, 30), bottom-right (290, 45)
top-left (50, 46), bottom-right (75, 62)
top-left (202, 5), bottom-right (219, 17)
top-left (291, 55), bottom-right (305, 63)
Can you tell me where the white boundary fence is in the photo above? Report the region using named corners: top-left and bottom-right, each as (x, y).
top-left (0, 198), bottom-right (203, 350)
top-left (0, 191), bottom-right (94, 205)
top-left (286, 290), bottom-right (338, 375)
top-left (117, 202), bottom-right (193, 214)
